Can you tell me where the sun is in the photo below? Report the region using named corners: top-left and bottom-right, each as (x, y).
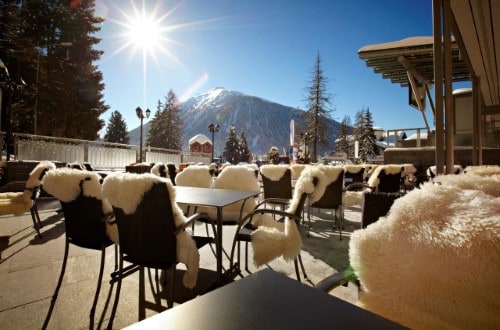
top-left (105, 0), bottom-right (182, 67)
top-left (127, 15), bottom-right (162, 51)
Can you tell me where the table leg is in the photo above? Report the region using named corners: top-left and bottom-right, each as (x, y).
top-left (216, 207), bottom-right (223, 286)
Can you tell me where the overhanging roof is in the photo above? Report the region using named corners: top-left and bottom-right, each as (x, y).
top-left (450, 0), bottom-right (499, 107)
top-left (358, 36), bottom-right (470, 87)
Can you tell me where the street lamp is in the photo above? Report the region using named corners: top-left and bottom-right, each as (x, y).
top-left (34, 42), bottom-right (72, 135)
top-left (136, 106), bottom-right (151, 163)
top-left (208, 123), bottom-right (220, 162)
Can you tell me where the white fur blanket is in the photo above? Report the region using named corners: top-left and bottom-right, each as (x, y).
top-left (464, 165), bottom-right (500, 176)
top-left (260, 164), bottom-right (289, 181)
top-left (102, 172), bottom-right (200, 289)
top-left (42, 168), bottom-right (118, 244)
top-left (251, 166), bottom-right (326, 267)
top-left (174, 165), bottom-right (213, 188)
top-left (151, 162), bottom-right (167, 177)
top-left (203, 165), bottom-right (260, 222)
top-left (367, 164), bottom-right (402, 189)
top-left (349, 176), bottom-right (500, 329)
top-left (0, 161), bottom-right (56, 216)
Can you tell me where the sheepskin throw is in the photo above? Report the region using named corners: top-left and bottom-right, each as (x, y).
top-left (175, 165), bottom-right (213, 188)
top-left (0, 161), bottom-right (56, 216)
top-left (251, 166), bottom-right (326, 267)
top-left (464, 165), bottom-right (500, 176)
top-left (42, 168), bottom-right (118, 243)
top-left (367, 164), bottom-right (402, 189)
top-left (102, 172), bottom-right (200, 289)
top-left (202, 165), bottom-right (260, 222)
top-left (349, 176), bottom-right (500, 329)
top-left (151, 162), bottom-right (167, 178)
top-left (260, 164), bottom-right (289, 181)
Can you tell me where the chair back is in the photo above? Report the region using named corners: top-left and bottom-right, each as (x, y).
top-left (107, 177), bottom-right (177, 269)
top-left (311, 169), bottom-right (344, 208)
top-left (368, 165), bottom-right (403, 193)
top-left (377, 170), bottom-right (402, 193)
top-left (42, 169), bottom-right (112, 250)
top-left (343, 166), bottom-right (364, 186)
top-left (60, 191), bottom-right (111, 250)
top-left (260, 165), bottom-right (292, 200)
top-left (166, 163), bottom-right (177, 184)
top-left (174, 165), bottom-right (213, 188)
top-left (361, 191), bottom-right (400, 228)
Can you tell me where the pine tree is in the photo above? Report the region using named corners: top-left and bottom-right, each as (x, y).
top-left (1, 0), bottom-right (108, 139)
top-left (238, 130), bottom-right (251, 163)
top-left (147, 90), bottom-right (183, 150)
top-left (358, 108), bottom-right (379, 162)
top-left (335, 115), bottom-right (351, 157)
top-left (104, 111), bottom-right (129, 144)
top-left (223, 125), bottom-right (240, 164)
top-left (304, 53), bottom-right (333, 163)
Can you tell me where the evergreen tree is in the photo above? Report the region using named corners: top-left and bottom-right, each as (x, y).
top-left (356, 107), bottom-right (379, 162)
top-left (304, 53), bottom-right (333, 162)
top-left (147, 90), bottom-right (183, 150)
top-left (146, 100), bottom-right (164, 147)
top-left (335, 115), bottom-right (351, 157)
top-left (223, 125), bottom-right (240, 164)
top-left (358, 107), bottom-right (379, 161)
top-left (238, 130), bottom-right (251, 163)
top-left (0, 0), bottom-right (108, 139)
top-left (104, 111), bottom-right (129, 144)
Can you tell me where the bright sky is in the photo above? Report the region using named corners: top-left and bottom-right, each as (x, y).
top-left (94, 0), bottom-right (462, 135)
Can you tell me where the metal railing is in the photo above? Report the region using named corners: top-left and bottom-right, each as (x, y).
top-left (3, 133), bottom-right (211, 168)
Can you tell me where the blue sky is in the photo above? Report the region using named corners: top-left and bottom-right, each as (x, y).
top-left (95, 0), bottom-right (453, 135)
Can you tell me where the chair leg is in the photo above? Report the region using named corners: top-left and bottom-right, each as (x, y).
top-left (90, 246), bottom-right (106, 324)
top-left (42, 239), bottom-right (69, 329)
top-left (107, 253), bottom-right (124, 330)
top-left (307, 204), bottom-right (311, 237)
top-left (167, 267), bottom-right (176, 308)
top-left (139, 266), bottom-right (146, 320)
top-left (52, 239), bottom-right (69, 301)
top-left (30, 205), bottom-right (42, 238)
top-left (298, 253), bottom-right (308, 280)
top-left (293, 258), bottom-right (301, 282)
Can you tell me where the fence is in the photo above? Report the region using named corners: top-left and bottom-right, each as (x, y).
top-left (4, 133), bottom-right (211, 169)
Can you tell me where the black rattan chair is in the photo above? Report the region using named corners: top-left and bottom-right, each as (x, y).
top-left (42, 169), bottom-right (116, 329)
top-left (103, 174), bottom-right (212, 328)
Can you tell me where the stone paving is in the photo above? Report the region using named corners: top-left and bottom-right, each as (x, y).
top-left (0, 198), bottom-right (361, 329)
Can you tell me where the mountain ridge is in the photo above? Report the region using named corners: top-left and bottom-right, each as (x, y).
top-left (128, 87), bottom-right (340, 157)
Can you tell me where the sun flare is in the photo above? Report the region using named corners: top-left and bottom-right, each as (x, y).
top-left (127, 16), bottom-right (162, 51)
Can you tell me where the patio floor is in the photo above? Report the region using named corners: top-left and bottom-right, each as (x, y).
top-left (0, 198), bottom-right (360, 329)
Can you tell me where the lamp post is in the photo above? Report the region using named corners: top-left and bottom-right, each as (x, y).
top-left (34, 42), bottom-right (72, 135)
top-left (208, 123), bottom-right (219, 162)
top-left (136, 106), bottom-right (151, 163)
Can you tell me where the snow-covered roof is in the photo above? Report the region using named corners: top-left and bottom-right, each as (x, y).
top-left (189, 134), bottom-right (211, 145)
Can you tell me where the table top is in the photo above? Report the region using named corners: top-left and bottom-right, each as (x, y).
top-left (175, 186), bottom-right (260, 208)
top-left (124, 269), bottom-right (406, 330)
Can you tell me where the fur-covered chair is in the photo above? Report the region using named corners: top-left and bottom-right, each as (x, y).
top-left (231, 166), bottom-right (326, 281)
top-left (102, 172), bottom-right (212, 325)
top-left (427, 164), bottom-right (463, 180)
top-left (345, 173), bottom-right (500, 329)
top-left (174, 164), bottom-right (213, 188)
top-left (308, 165), bottom-right (345, 239)
top-left (204, 165), bottom-right (260, 223)
top-left (0, 161), bottom-right (56, 237)
top-left (463, 164), bottom-right (500, 176)
top-left (41, 168), bottom-right (117, 328)
top-left (259, 164), bottom-right (293, 210)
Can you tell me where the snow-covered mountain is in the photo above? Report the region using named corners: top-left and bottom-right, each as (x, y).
top-left (129, 87), bottom-right (340, 156)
